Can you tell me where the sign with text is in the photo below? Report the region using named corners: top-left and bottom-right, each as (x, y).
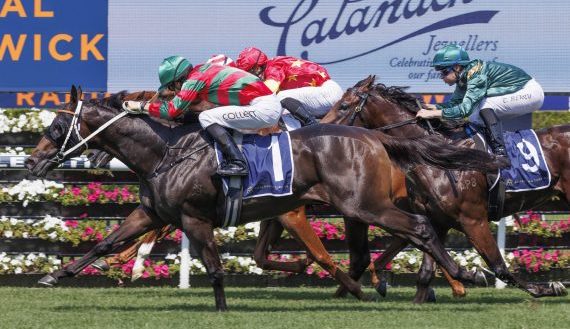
top-left (0, 0), bottom-right (107, 91)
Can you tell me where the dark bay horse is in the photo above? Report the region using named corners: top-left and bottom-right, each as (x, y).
top-left (321, 75), bottom-right (569, 302)
top-left (26, 86), bottom-right (502, 311)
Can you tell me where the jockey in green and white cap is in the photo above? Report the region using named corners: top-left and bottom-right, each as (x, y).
top-left (416, 44), bottom-right (544, 161)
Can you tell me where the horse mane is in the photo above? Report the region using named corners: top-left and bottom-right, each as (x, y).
top-left (371, 83), bottom-right (420, 113)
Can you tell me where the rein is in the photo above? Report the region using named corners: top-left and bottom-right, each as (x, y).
top-left (50, 101), bottom-right (128, 164)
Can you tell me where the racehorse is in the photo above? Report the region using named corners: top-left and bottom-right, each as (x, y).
top-left (26, 86), bottom-right (502, 311)
top-left (320, 75), bottom-right (569, 302)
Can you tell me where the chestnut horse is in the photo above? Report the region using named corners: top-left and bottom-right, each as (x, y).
top-left (26, 86), bottom-right (501, 311)
top-left (321, 76), bottom-right (569, 302)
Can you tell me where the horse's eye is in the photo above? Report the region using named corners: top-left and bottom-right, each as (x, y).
top-left (340, 102), bottom-right (349, 111)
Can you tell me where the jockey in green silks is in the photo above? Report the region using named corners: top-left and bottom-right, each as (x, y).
top-left (416, 44), bottom-right (544, 162)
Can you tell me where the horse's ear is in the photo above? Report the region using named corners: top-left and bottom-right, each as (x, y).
top-left (366, 75), bottom-right (376, 88)
top-left (77, 85), bottom-right (83, 101)
top-left (70, 85), bottom-right (78, 104)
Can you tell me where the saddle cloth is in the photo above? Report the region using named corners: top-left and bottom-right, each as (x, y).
top-left (482, 129), bottom-right (551, 192)
top-left (215, 132), bottom-right (294, 199)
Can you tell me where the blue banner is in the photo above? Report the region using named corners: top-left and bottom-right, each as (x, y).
top-left (0, 0), bottom-right (107, 91)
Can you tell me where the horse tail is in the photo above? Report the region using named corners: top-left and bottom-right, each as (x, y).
top-left (371, 131), bottom-right (508, 172)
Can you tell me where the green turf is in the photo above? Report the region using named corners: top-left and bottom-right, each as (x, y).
top-left (0, 287), bottom-right (568, 329)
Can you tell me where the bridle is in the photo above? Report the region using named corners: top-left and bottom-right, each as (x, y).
top-left (49, 100), bottom-right (128, 165)
top-left (344, 89), bottom-right (417, 131)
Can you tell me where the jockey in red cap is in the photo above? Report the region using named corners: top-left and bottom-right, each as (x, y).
top-left (236, 47), bottom-right (343, 127)
top-left (122, 55), bottom-right (282, 176)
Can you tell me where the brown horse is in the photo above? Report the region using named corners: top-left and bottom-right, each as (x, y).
top-left (321, 75), bottom-right (569, 302)
top-left (26, 86), bottom-right (501, 311)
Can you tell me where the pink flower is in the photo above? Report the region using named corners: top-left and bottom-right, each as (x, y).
top-left (71, 187), bottom-right (82, 196)
top-left (65, 220), bottom-right (79, 228)
top-left (83, 227), bottom-right (94, 236)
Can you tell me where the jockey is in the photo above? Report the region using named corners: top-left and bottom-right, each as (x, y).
top-left (416, 44), bottom-right (544, 161)
top-left (235, 47), bottom-right (343, 126)
top-left (206, 54), bottom-right (236, 67)
top-left (122, 55), bottom-right (282, 176)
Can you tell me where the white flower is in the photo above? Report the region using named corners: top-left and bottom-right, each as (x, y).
top-left (408, 256), bottom-right (417, 265)
top-left (14, 267), bottom-right (23, 274)
top-left (249, 266), bottom-right (263, 275)
top-left (165, 253), bottom-right (178, 260)
top-left (3, 231), bottom-right (13, 238)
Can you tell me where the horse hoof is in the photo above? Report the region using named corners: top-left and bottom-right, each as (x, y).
top-left (38, 274), bottom-right (58, 287)
top-left (91, 259), bottom-right (110, 272)
top-left (375, 280), bottom-right (388, 298)
top-left (551, 282), bottom-right (568, 297)
top-left (427, 288), bottom-right (436, 303)
top-left (473, 269), bottom-right (488, 287)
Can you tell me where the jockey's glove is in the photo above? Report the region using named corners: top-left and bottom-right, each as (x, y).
top-left (122, 101), bottom-right (148, 115)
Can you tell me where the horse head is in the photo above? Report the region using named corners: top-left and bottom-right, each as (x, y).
top-left (25, 85), bottom-right (93, 177)
top-left (322, 76), bottom-right (437, 138)
top-left (25, 87), bottom-right (169, 177)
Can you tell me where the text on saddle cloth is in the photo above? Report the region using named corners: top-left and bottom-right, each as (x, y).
top-left (215, 132), bottom-right (294, 199)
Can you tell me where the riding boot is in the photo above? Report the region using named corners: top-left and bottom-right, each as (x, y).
top-left (480, 107), bottom-right (511, 167)
top-left (280, 97), bottom-right (318, 126)
top-left (205, 123), bottom-right (248, 176)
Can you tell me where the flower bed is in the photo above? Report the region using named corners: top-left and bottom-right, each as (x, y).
top-left (0, 108), bottom-right (55, 134)
top-left (0, 180), bottom-right (139, 206)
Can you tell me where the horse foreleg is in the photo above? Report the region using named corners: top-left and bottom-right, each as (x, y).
top-left (253, 212), bottom-right (313, 273)
top-left (370, 237), bottom-right (409, 297)
top-left (181, 215), bottom-right (227, 311)
top-left (413, 228), bottom-right (452, 304)
top-left (39, 207), bottom-right (161, 286)
top-left (278, 211), bottom-right (368, 301)
top-left (333, 217), bottom-right (370, 298)
top-left (461, 215), bottom-right (567, 298)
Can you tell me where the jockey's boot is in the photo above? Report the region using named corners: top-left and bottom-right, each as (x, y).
top-left (281, 97), bottom-right (318, 126)
top-left (205, 123), bottom-right (249, 176)
top-left (480, 108), bottom-right (511, 167)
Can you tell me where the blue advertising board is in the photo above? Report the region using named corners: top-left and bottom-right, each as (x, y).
top-left (0, 0), bottom-right (107, 91)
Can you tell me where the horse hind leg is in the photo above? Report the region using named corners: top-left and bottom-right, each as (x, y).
top-left (461, 216), bottom-right (567, 298)
top-left (357, 204), bottom-right (486, 287)
top-left (277, 211), bottom-right (368, 301)
top-left (254, 211), bottom-right (313, 273)
top-left (333, 217), bottom-right (371, 298)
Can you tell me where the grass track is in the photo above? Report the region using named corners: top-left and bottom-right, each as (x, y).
top-left (0, 287), bottom-right (568, 329)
